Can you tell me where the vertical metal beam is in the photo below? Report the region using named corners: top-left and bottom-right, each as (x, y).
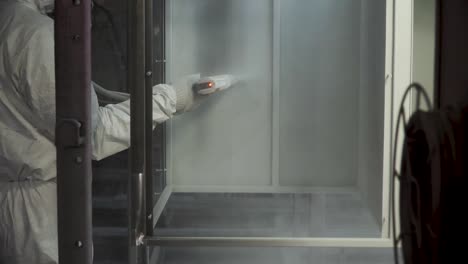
top-left (128, 0), bottom-right (147, 263)
top-left (148, 3), bottom-right (167, 261)
top-left (145, 0), bottom-right (155, 237)
top-left (382, 0), bottom-right (396, 239)
top-left (271, 0), bottom-right (281, 187)
top-left (55, 1), bottom-right (93, 264)
top-left (434, 0), bottom-right (468, 108)
top-left (154, 0), bottom-right (166, 84)
top-left (151, 0), bottom-right (167, 198)
top-left (156, 0), bottom-right (167, 193)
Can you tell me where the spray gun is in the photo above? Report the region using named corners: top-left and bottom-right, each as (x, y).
top-left (193, 75), bottom-right (238, 95)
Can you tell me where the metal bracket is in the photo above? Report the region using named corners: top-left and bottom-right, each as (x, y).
top-left (57, 118), bottom-right (85, 147)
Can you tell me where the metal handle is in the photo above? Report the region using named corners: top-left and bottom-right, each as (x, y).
top-left (57, 118), bottom-right (84, 147)
top-left (134, 173), bottom-right (145, 245)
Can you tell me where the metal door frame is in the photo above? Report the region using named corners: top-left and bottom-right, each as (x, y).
top-left (127, 0), bottom-right (149, 262)
top-left (55, 1), bottom-right (93, 264)
top-left (128, 0), bottom-right (167, 262)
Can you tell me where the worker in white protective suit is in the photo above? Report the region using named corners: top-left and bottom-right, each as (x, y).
top-left (0, 0), bottom-right (227, 263)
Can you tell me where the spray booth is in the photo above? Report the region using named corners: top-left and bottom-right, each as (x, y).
top-left (84, 0), bottom-right (433, 263)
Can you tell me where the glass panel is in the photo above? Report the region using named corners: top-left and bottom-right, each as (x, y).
top-left (279, 0), bottom-right (363, 187)
top-left (167, 0), bottom-right (274, 186)
top-left (163, 0), bottom-right (387, 239)
top-left (91, 1), bottom-right (129, 263)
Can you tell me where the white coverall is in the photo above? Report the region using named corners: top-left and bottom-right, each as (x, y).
top-left (0, 0), bottom-right (203, 263)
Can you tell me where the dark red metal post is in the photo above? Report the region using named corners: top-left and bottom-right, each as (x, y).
top-left (434, 0), bottom-right (468, 108)
top-left (55, 1), bottom-right (93, 264)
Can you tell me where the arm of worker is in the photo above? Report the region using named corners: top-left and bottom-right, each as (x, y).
top-left (20, 26), bottom-right (227, 161)
top-left (91, 73), bottom-right (215, 160)
top-left (91, 73), bottom-right (211, 160)
top-left (18, 25), bottom-right (176, 161)
top-left (91, 84), bottom-right (177, 160)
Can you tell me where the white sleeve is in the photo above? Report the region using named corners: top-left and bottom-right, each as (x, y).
top-left (20, 23), bottom-right (177, 161)
top-left (91, 84), bottom-right (177, 161)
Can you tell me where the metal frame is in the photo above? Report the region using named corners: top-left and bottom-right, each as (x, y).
top-left (145, 0), bottom-right (155, 238)
top-left (381, 0), bottom-right (396, 239)
top-left (128, 0), bottom-right (147, 263)
top-left (165, 0), bottom-right (175, 187)
top-left (128, 0), bottom-right (168, 263)
top-left (389, 0), bottom-right (415, 244)
top-left (151, 0), bottom-right (168, 212)
top-left (55, 1), bottom-right (93, 263)
top-left (271, 0), bottom-right (281, 187)
top-left (146, 1), bottom-right (167, 262)
top-left (171, 185), bottom-right (358, 194)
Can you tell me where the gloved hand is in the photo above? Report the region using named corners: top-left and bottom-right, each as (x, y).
top-left (170, 73), bottom-right (204, 113)
top-left (170, 74), bottom-right (238, 114)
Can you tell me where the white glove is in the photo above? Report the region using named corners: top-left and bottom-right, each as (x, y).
top-left (170, 74), bottom-right (203, 113)
top-left (170, 74), bottom-right (237, 114)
